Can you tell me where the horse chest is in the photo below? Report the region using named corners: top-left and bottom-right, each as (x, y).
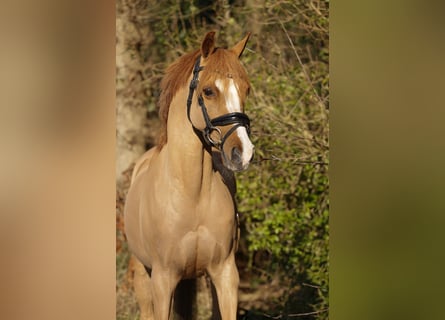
top-left (134, 153), bottom-right (237, 276)
top-left (173, 226), bottom-right (220, 277)
top-left (160, 194), bottom-right (236, 277)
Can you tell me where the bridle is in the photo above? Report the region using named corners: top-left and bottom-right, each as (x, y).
top-left (186, 55), bottom-right (251, 149)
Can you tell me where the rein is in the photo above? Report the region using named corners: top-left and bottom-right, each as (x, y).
top-left (186, 56), bottom-right (251, 149)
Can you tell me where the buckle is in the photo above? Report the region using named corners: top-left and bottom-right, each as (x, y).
top-left (205, 127), bottom-right (222, 147)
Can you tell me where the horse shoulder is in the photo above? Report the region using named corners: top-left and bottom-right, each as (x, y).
top-left (130, 147), bottom-right (159, 185)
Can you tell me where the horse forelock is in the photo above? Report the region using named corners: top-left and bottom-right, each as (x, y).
top-left (198, 49), bottom-right (250, 92)
top-left (157, 47), bottom-right (250, 149)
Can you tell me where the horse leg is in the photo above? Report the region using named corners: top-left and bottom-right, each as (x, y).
top-left (151, 267), bottom-right (180, 320)
top-left (132, 256), bottom-right (154, 320)
top-left (207, 254), bottom-right (239, 320)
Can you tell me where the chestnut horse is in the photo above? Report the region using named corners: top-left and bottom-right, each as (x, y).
top-left (124, 31), bottom-right (254, 320)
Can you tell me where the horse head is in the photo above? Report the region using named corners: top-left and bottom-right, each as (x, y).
top-left (187, 32), bottom-right (255, 172)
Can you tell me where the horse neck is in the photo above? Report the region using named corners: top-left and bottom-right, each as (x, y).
top-left (165, 87), bottom-right (215, 198)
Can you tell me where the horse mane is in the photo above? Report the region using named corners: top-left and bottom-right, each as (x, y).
top-left (157, 49), bottom-right (200, 148)
top-left (157, 47), bottom-right (250, 149)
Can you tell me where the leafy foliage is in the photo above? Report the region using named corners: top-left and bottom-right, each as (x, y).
top-left (235, 1), bottom-right (329, 316)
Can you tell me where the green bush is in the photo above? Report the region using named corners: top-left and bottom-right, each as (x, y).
top-left (234, 2), bottom-right (329, 315)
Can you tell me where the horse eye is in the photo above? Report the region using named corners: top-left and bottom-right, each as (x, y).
top-left (203, 87), bottom-right (214, 97)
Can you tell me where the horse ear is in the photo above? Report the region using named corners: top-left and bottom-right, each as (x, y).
top-left (230, 32), bottom-right (251, 58)
top-left (201, 31), bottom-right (216, 59)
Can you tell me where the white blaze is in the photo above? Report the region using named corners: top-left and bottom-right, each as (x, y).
top-left (215, 79), bottom-right (254, 167)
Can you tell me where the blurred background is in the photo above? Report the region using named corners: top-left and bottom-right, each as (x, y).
top-left (116, 0), bottom-right (329, 319)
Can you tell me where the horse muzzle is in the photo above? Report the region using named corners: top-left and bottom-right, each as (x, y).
top-left (221, 126), bottom-right (254, 172)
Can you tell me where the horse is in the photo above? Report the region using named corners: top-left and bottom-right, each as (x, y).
top-left (124, 31), bottom-right (254, 320)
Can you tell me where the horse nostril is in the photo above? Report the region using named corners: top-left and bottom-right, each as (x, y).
top-left (231, 147), bottom-right (242, 165)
